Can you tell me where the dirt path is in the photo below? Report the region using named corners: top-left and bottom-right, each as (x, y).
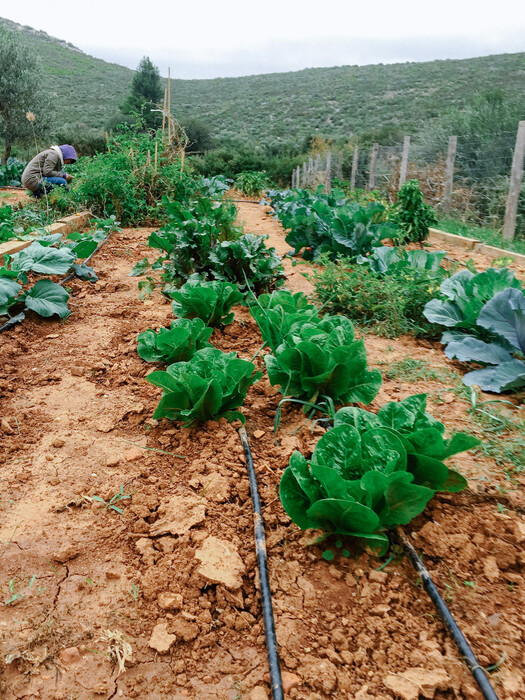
top-left (0, 205), bottom-right (524, 699)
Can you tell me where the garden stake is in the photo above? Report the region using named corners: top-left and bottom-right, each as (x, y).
top-left (238, 426), bottom-right (284, 700)
top-left (395, 528), bottom-right (500, 700)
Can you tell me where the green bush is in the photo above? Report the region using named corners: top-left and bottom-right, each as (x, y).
top-left (392, 180), bottom-right (437, 245)
top-left (50, 128), bottom-right (196, 225)
top-left (234, 171), bottom-right (269, 197)
top-left (313, 258), bottom-right (443, 338)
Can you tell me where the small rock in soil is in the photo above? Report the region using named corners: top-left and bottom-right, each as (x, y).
top-left (52, 437), bottom-right (66, 448)
top-left (249, 687), bottom-right (269, 700)
top-left (124, 447), bottom-right (143, 462)
top-left (169, 616), bottom-right (199, 642)
top-left (0, 419), bottom-right (15, 434)
top-left (150, 493), bottom-right (206, 537)
top-left (384, 668), bottom-right (450, 700)
top-left (106, 455), bottom-right (121, 467)
top-left (368, 570), bottom-right (388, 584)
top-left (157, 592), bottom-right (183, 611)
top-left (253, 430), bottom-right (265, 439)
top-left (263, 671), bottom-right (301, 693)
top-left (483, 556), bottom-right (500, 581)
top-left (148, 622), bottom-right (176, 653)
top-left (195, 535), bottom-right (245, 589)
top-left (59, 647), bottom-right (81, 664)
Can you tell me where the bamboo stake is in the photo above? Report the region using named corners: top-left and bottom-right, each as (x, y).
top-left (167, 68), bottom-right (172, 142)
top-left (154, 140), bottom-right (158, 174)
top-left (162, 88), bottom-right (167, 137)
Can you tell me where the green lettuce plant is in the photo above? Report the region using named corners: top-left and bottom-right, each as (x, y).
top-left (280, 394), bottom-right (478, 555)
top-left (146, 347), bottom-right (262, 426)
top-left (137, 318), bottom-right (213, 364)
top-left (265, 314), bottom-right (382, 405)
top-left (170, 277), bottom-right (243, 327)
top-left (249, 289), bottom-right (318, 352)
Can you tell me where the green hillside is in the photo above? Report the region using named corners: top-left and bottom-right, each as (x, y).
top-left (2, 16), bottom-right (525, 146)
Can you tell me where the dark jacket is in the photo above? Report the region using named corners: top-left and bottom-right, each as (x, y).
top-left (21, 147), bottom-right (66, 192)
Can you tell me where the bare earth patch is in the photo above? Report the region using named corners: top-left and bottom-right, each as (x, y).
top-left (0, 208), bottom-right (523, 699)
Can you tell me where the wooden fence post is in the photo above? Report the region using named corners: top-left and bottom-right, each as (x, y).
top-left (291, 169), bottom-right (296, 189)
top-left (314, 153), bottom-right (321, 183)
top-left (368, 143), bottom-right (379, 190)
top-left (296, 166), bottom-right (301, 188)
top-left (398, 136), bottom-right (410, 189)
top-left (303, 162), bottom-right (308, 187)
top-left (325, 152), bottom-right (332, 193)
top-left (503, 120), bottom-right (525, 240)
top-left (350, 145), bottom-right (359, 190)
top-left (442, 135), bottom-right (457, 215)
top-left (308, 156), bottom-right (314, 186)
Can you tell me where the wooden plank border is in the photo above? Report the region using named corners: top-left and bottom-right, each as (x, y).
top-left (0, 211), bottom-right (91, 262)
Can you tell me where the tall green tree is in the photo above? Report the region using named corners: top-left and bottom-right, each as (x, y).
top-left (121, 56), bottom-right (163, 130)
top-left (0, 29), bottom-right (53, 164)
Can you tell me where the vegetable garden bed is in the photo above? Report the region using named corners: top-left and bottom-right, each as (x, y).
top-left (0, 203), bottom-right (524, 700)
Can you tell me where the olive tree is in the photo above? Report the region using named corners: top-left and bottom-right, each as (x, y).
top-left (0, 28), bottom-right (53, 164)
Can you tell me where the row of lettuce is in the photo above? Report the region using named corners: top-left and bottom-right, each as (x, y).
top-left (134, 178), bottom-right (480, 555)
top-left (267, 185), bottom-right (525, 394)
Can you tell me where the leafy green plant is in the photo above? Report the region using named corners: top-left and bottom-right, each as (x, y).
top-left (0, 277), bottom-right (70, 320)
top-left (0, 157), bottom-right (25, 187)
top-left (268, 187), bottom-right (397, 261)
top-left (249, 289), bottom-right (318, 352)
top-left (444, 288), bottom-right (525, 393)
top-left (146, 347), bottom-right (262, 426)
top-left (170, 277), bottom-right (244, 327)
top-left (208, 233), bottom-right (285, 295)
top-left (90, 485), bottom-right (131, 514)
top-left (0, 205), bottom-right (23, 243)
top-left (280, 393), bottom-right (477, 555)
top-left (234, 171), bottom-right (269, 197)
top-left (313, 258), bottom-right (443, 338)
top-left (137, 318), bottom-right (213, 364)
top-left (424, 267), bottom-right (523, 340)
top-left (392, 179), bottom-right (437, 244)
top-left (265, 314), bottom-right (382, 405)
top-left (360, 245), bottom-right (447, 277)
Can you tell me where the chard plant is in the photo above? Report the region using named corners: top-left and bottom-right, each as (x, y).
top-left (137, 318), bottom-right (213, 364)
top-left (170, 277), bottom-right (244, 327)
top-left (280, 394), bottom-right (478, 555)
top-left (146, 347), bottom-right (262, 426)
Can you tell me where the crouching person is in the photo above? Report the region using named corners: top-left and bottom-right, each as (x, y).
top-left (22, 144), bottom-right (77, 198)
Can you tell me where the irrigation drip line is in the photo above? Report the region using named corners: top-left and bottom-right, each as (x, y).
top-left (0, 186), bottom-right (25, 191)
top-left (238, 426), bottom-right (284, 700)
top-left (395, 528), bottom-right (500, 700)
top-left (0, 223), bottom-right (115, 334)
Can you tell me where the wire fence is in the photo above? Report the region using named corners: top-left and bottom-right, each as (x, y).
top-left (291, 125), bottom-right (525, 239)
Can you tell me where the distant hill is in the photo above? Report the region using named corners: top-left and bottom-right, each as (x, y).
top-left (2, 17), bottom-right (525, 146)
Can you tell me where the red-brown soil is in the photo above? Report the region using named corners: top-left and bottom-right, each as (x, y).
top-left (0, 188), bottom-right (30, 208)
top-left (0, 204), bottom-right (524, 700)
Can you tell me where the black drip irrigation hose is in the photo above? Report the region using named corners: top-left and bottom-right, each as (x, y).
top-left (395, 528), bottom-right (500, 700)
top-left (0, 224), bottom-right (115, 334)
top-left (238, 426), bottom-right (284, 700)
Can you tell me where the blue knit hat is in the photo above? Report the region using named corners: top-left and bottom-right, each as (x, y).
top-left (59, 144), bottom-right (77, 162)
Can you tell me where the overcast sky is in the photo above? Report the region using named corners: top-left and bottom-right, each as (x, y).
top-left (3, 1), bottom-right (525, 79)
